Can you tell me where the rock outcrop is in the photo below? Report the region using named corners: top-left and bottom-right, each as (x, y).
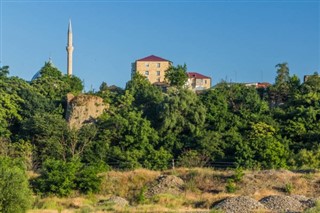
top-left (66, 93), bottom-right (108, 129)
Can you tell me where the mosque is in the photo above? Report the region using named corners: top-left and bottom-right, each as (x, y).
top-left (32, 20), bottom-right (74, 80)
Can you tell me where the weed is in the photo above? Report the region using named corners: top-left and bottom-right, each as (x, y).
top-left (136, 186), bottom-right (148, 204)
top-left (284, 182), bottom-right (294, 194)
top-left (233, 167), bottom-right (244, 182)
top-left (225, 179), bottom-right (237, 193)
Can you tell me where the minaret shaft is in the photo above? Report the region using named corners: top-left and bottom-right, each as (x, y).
top-left (66, 20), bottom-right (74, 76)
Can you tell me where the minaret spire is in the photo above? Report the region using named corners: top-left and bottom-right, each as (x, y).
top-left (66, 19), bottom-right (74, 76)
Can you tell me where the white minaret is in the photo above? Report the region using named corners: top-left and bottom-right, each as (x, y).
top-left (66, 20), bottom-right (74, 76)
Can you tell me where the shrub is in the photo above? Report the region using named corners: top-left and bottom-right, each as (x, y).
top-left (35, 159), bottom-right (80, 197)
top-left (0, 156), bottom-right (32, 213)
top-left (176, 150), bottom-right (207, 168)
top-left (284, 182), bottom-right (294, 194)
top-left (225, 179), bottom-right (237, 193)
top-left (233, 167), bottom-right (244, 182)
top-left (76, 165), bottom-right (102, 194)
top-left (34, 159), bottom-right (102, 196)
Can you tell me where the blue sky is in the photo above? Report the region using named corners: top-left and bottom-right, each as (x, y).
top-left (1, 0), bottom-right (319, 90)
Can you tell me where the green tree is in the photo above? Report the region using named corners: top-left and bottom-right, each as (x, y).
top-left (165, 64), bottom-right (188, 88)
top-left (0, 68), bottom-right (23, 138)
top-left (236, 122), bottom-right (289, 169)
top-left (21, 112), bottom-right (68, 165)
top-left (94, 91), bottom-right (171, 170)
top-left (268, 63), bottom-right (291, 105)
top-left (31, 61), bottom-right (83, 102)
top-left (158, 88), bottom-right (206, 157)
top-left (126, 73), bottom-right (164, 126)
top-left (0, 157), bottom-right (32, 213)
top-left (0, 66), bottom-right (9, 78)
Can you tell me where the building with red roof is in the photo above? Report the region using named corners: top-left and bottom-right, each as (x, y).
top-left (131, 55), bottom-right (172, 84)
top-left (187, 72), bottom-right (211, 91)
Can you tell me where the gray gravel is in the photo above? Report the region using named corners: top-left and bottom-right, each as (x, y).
top-left (213, 195), bottom-right (318, 213)
top-left (214, 196), bottom-right (266, 213)
top-left (146, 175), bottom-right (184, 197)
top-left (259, 195), bottom-right (303, 213)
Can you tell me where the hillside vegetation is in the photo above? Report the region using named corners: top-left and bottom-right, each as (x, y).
top-left (0, 62), bottom-right (320, 212)
top-left (28, 168), bottom-right (320, 212)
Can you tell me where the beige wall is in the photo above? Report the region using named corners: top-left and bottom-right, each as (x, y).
top-left (134, 61), bottom-right (171, 84)
top-left (187, 77), bottom-right (211, 91)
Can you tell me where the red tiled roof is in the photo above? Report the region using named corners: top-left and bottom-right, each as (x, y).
top-left (257, 82), bottom-right (271, 89)
top-left (187, 72), bottom-right (211, 79)
top-left (136, 55), bottom-right (170, 62)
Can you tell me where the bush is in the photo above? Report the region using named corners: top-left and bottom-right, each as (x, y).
top-left (233, 167), bottom-right (244, 182)
top-left (34, 159), bottom-right (102, 196)
top-left (284, 182), bottom-right (294, 194)
top-left (0, 156), bottom-right (32, 213)
top-left (225, 179), bottom-right (237, 193)
top-left (76, 165), bottom-right (102, 194)
top-left (177, 150), bottom-right (207, 168)
top-left (35, 159), bottom-right (80, 196)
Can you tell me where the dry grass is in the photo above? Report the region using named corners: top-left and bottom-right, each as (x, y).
top-left (28, 168), bottom-right (320, 212)
top-left (100, 168), bottom-right (160, 202)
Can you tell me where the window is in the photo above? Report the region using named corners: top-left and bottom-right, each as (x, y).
top-left (156, 71), bottom-right (160, 76)
top-left (157, 77), bottom-right (161, 82)
top-left (205, 80), bottom-right (207, 84)
top-left (157, 63), bottom-right (161, 68)
top-left (145, 63), bottom-right (149, 67)
top-left (145, 71), bottom-right (149, 75)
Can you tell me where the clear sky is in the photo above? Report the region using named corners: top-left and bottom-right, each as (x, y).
top-left (0, 0), bottom-right (319, 90)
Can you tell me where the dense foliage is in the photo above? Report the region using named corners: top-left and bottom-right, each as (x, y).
top-left (0, 157), bottom-right (32, 213)
top-left (0, 62), bottom-right (319, 200)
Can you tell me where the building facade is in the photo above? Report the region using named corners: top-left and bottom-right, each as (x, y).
top-left (131, 55), bottom-right (172, 84)
top-left (186, 72), bottom-right (211, 91)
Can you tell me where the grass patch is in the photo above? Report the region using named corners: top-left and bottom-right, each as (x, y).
top-left (151, 194), bottom-right (186, 209)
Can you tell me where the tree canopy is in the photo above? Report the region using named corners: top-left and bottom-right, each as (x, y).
top-left (0, 61), bottom-right (320, 202)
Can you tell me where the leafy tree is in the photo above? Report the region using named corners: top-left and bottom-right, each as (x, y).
top-left (0, 68), bottom-right (23, 138)
top-left (94, 91), bottom-right (171, 170)
top-left (294, 146), bottom-right (320, 169)
top-left (268, 63), bottom-right (291, 105)
top-left (200, 86), bottom-right (232, 132)
top-left (235, 122), bottom-right (289, 169)
top-left (165, 64), bottom-right (188, 88)
top-left (0, 156), bottom-right (32, 213)
top-left (0, 66), bottom-right (9, 78)
top-left (63, 75), bottom-right (84, 95)
top-left (158, 88), bottom-right (206, 157)
top-left (21, 112), bottom-right (68, 165)
top-left (126, 73), bottom-right (164, 125)
top-left (31, 61), bottom-right (83, 102)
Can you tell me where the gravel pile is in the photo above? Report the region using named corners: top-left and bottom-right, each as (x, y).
top-left (214, 196), bottom-right (266, 213)
top-left (146, 175), bottom-right (184, 197)
top-left (260, 195), bottom-right (303, 213)
top-left (291, 195), bottom-right (318, 209)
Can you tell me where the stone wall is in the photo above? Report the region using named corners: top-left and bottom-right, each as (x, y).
top-left (66, 93), bottom-right (108, 129)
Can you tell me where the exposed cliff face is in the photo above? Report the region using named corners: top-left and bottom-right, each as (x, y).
top-left (66, 93), bottom-right (108, 129)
